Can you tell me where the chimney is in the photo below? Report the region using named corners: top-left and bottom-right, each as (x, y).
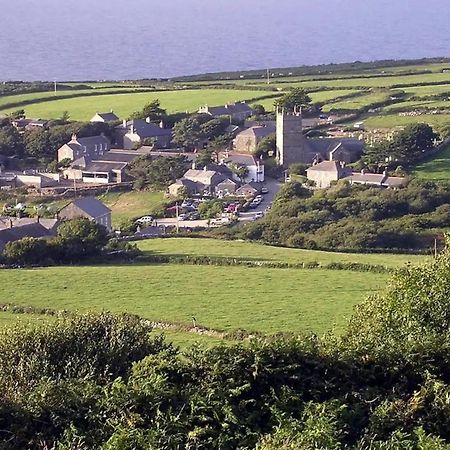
top-left (340, 161), bottom-right (346, 168)
top-left (203, 166), bottom-right (207, 172)
top-left (361, 168), bottom-right (366, 175)
top-left (159, 120), bottom-right (164, 129)
top-left (36, 216), bottom-right (40, 224)
top-left (122, 119), bottom-right (127, 128)
top-left (145, 117), bottom-right (151, 123)
top-left (70, 133), bottom-right (77, 142)
top-left (8, 218), bottom-right (13, 229)
top-left (225, 104), bottom-right (228, 109)
top-left (192, 160), bottom-right (196, 170)
top-left (382, 170), bottom-right (387, 177)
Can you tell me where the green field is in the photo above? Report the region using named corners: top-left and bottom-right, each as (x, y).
top-left (413, 144), bottom-right (450, 180)
top-left (0, 89), bottom-right (275, 121)
top-left (98, 191), bottom-right (167, 226)
top-left (323, 91), bottom-right (393, 112)
top-left (363, 113), bottom-right (450, 129)
top-left (0, 264), bottom-right (386, 334)
top-left (139, 238), bottom-right (429, 267)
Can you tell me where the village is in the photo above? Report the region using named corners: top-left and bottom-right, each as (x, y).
top-left (0, 92), bottom-right (412, 250)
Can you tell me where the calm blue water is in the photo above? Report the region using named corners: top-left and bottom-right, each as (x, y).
top-left (1, 0), bottom-right (450, 81)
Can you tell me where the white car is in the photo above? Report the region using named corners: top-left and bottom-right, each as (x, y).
top-left (254, 211), bottom-right (264, 219)
top-left (136, 216), bottom-right (154, 225)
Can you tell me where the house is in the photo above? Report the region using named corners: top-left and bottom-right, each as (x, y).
top-left (0, 217), bottom-right (58, 252)
top-left (58, 197), bottom-right (112, 231)
top-left (233, 124), bottom-right (275, 154)
top-left (57, 134), bottom-right (111, 162)
top-left (135, 225), bottom-right (166, 238)
top-left (343, 170), bottom-right (407, 188)
top-left (235, 182), bottom-right (261, 197)
top-left (62, 148), bottom-right (151, 184)
top-left (0, 171), bottom-right (61, 190)
top-left (306, 160), bottom-right (352, 188)
top-left (198, 102), bottom-right (254, 122)
top-left (219, 152), bottom-right (265, 183)
top-left (12, 118), bottom-right (48, 131)
top-left (215, 178), bottom-right (238, 196)
top-left (115, 119), bottom-right (172, 149)
top-left (168, 178), bottom-right (200, 197)
top-left (276, 108), bottom-right (364, 167)
top-left (183, 168), bottom-right (226, 194)
top-left (90, 111), bottom-right (119, 123)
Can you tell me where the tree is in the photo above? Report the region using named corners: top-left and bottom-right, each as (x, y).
top-left (229, 162), bottom-right (249, 182)
top-left (60, 110), bottom-right (71, 123)
top-left (255, 133), bottom-right (276, 158)
top-left (0, 124), bottom-right (25, 157)
top-left (199, 117), bottom-right (228, 140)
top-left (126, 155), bottom-right (188, 189)
top-left (195, 148), bottom-right (214, 168)
top-left (129, 99), bottom-right (166, 122)
top-left (252, 104), bottom-right (266, 116)
top-left (23, 129), bottom-right (51, 158)
top-left (274, 88), bottom-right (312, 111)
top-left (2, 237), bottom-right (50, 265)
top-left (56, 217), bottom-right (109, 260)
top-left (198, 200), bottom-right (223, 219)
top-left (172, 118), bottom-right (202, 150)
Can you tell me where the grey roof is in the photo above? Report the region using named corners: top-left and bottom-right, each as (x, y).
top-left (236, 182), bottom-right (260, 194)
top-left (222, 152), bottom-right (259, 167)
top-left (237, 125), bottom-right (275, 139)
top-left (307, 138), bottom-right (364, 157)
top-left (68, 197), bottom-right (111, 218)
top-left (76, 134), bottom-right (110, 148)
top-left (0, 223), bottom-right (55, 251)
top-left (184, 169), bottom-right (225, 186)
top-left (96, 151), bottom-right (139, 163)
top-left (95, 112), bottom-right (119, 122)
top-left (122, 120), bottom-right (172, 139)
top-left (171, 179), bottom-right (199, 190)
top-left (343, 172), bottom-right (407, 187)
top-left (216, 178), bottom-right (238, 187)
top-left (0, 217), bottom-right (58, 231)
top-left (307, 160), bottom-right (342, 172)
top-left (202, 102), bottom-right (253, 116)
top-left (83, 161), bottom-right (127, 172)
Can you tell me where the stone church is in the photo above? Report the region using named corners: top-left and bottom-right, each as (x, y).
top-left (276, 108), bottom-right (364, 168)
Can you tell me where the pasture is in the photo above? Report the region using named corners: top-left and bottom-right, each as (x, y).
top-left (0, 89), bottom-right (276, 121)
top-left (363, 113), bottom-right (450, 129)
top-left (0, 263), bottom-right (386, 335)
top-left (138, 238), bottom-right (429, 268)
top-left (413, 144), bottom-right (450, 180)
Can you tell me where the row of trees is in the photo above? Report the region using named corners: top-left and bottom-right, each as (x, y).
top-left (3, 245), bottom-right (450, 447)
top-left (239, 179), bottom-right (450, 251)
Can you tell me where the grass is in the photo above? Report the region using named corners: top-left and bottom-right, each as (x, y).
top-left (97, 191), bottom-right (167, 227)
top-left (413, 144), bottom-right (450, 180)
top-left (0, 311), bottom-right (55, 327)
top-left (363, 113), bottom-right (450, 129)
top-left (152, 329), bottom-right (233, 349)
top-left (138, 238), bottom-right (429, 268)
top-left (0, 89), bottom-right (275, 121)
top-left (322, 92), bottom-right (393, 112)
top-left (0, 264), bottom-right (386, 335)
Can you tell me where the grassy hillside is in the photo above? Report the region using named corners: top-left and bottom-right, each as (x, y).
top-left (413, 144), bottom-right (450, 180)
top-left (0, 264), bottom-right (385, 335)
top-left (0, 89), bottom-right (276, 121)
top-left (138, 238), bottom-right (429, 268)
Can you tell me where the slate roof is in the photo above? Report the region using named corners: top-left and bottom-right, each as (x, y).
top-left (201, 102), bottom-right (253, 116)
top-left (0, 217), bottom-right (58, 231)
top-left (122, 120), bottom-right (172, 138)
top-left (183, 169), bottom-right (225, 186)
top-left (69, 197), bottom-right (111, 218)
top-left (343, 172), bottom-right (407, 187)
top-left (222, 153), bottom-right (259, 167)
top-left (236, 125), bottom-right (275, 139)
top-left (95, 112), bottom-right (119, 122)
top-left (0, 223), bottom-right (56, 252)
top-left (83, 161), bottom-right (127, 172)
top-left (307, 160), bottom-right (343, 172)
top-left (306, 138), bottom-right (364, 158)
top-left (76, 134), bottom-right (110, 148)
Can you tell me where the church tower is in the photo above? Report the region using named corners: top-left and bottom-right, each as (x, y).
top-left (276, 107), bottom-right (308, 167)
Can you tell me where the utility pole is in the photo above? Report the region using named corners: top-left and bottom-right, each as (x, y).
top-left (266, 68), bottom-right (270, 85)
top-left (54, 79), bottom-right (57, 95)
top-left (175, 202), bottom-right (179, 234)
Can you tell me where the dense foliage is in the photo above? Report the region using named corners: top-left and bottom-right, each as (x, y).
top-left (1, 218), bottom-right (109, 265)
top-left (239, 179), bottom-right (450, 251)
top-left (126, 155), bottom-right (189, 190)
top-left (3, 247), bottom-right (450, 448)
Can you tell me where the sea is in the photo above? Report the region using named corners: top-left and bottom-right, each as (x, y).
top-left (1, 0), bottom-right (450, 81)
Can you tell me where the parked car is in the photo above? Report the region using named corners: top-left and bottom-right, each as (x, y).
top-left (187, 212), bottom-right (199, 220)
top-left (254, 211), bottom-right (264, 219)
top-left (135, 215), bottom-right (153, 225)
top-left (210, 217), bottom-right (229, 226)
top-left (261, 186), bottom-right (269, 194)
top-left (178, 213), bottom-right (189, 221)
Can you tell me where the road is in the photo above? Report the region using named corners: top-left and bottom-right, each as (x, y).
top-left (154, 178), bottom-right (282, 230)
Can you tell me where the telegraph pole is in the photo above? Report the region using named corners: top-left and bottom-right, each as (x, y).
top-left (266, 68), bottom-right (270, 85)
